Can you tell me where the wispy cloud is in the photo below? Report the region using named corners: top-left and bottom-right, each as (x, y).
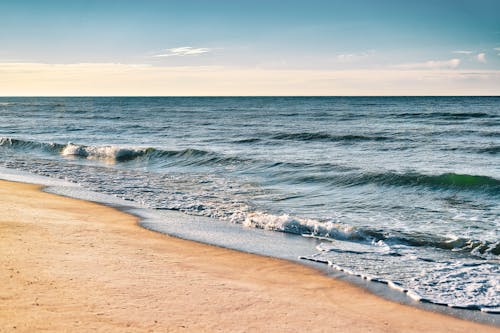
top-left (336, 50), bottom-right (374, 63)
top-left (153, 46), bottom-right (211, 57)
top-left (476, 53), bottom-right (487, 63)
top-left (453, 50), bottom-right (490, 62)
top-left (394, 58), bottom-right (460, 70)
top-left (494, 47), bottom-right (500, 56)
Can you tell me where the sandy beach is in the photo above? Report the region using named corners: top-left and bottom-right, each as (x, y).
top-left (0, 179), bottom-right (497, 332)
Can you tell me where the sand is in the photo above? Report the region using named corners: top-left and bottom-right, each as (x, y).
top-left (0, 180), bottom-right (498, 333)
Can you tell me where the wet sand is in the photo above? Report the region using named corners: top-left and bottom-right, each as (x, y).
top-left (0, 180), bottom-right (498, 332)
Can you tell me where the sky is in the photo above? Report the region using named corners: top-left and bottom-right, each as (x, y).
top-left (1, 0), bottom-right (500, 96)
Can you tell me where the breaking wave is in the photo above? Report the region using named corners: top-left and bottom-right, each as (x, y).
top-left (61, 143), bottom-right (151, 161)
top-left (0, 137), bottom-right (245, 166)
top-left (2, 138), bottom-right (499, 194)
top-left (242, 211), bottom-right (499, 259)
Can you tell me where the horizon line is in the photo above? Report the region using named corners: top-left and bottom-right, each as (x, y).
top-left (1, 95), bottom-right (499, 98)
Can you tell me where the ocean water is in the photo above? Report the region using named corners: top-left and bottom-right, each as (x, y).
top-left (0, 96), bottom-right (498, 313)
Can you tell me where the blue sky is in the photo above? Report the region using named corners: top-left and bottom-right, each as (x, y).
top-left (1, 0), bottom-right (500, 95)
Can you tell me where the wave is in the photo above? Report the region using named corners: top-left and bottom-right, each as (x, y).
top-left (232, 138), bottom-right (262, 144)
top-left (3, 138), bottom-right (498, 192)
top-left (0, 101), bottom-right (66, 108)
top-left (289, 171), bottom-right (500, 193)
top-left (61, 143), bottom-right (151, 161)
top-left (61, 143), bottom-right (223, 163)
top-left (0, 137), bottom-right (150, 162)
top-left (242, 211), bottom-right (499, 259)
top-left (444, 145), bottom-right (500, 155)
top-left (480, 131), bottom-right (500, 138)
top-left (475, 146), bottom-right (500, 155)
top-left (396, 111), bottom-right (495, 120)
top-left (61, 143), bottom-right (245, 166)
top-left (243, 212), bottom-right (363, 240)
top-left (270, 132), bottom-right (391, 143)
top-left (0, 137), bottom-right (245, 167)
top-left (389, 233), bottom-right (500, 258)
top-left (0, 137), bottom-right (64, 152)
top-left (275, 171), bottom-right (500, 196)
top-left (358, 172), bottom-right (500, 190)
top-left (434, 112), bottom-right (495, 120)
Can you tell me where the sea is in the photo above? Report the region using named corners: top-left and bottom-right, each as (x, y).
top-left (0, 97), bottom-right (498, 315)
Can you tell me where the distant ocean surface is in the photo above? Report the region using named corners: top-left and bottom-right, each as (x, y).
top-left (1, 96), bottom-right (499, 312)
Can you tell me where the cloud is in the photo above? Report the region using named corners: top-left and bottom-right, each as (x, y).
top-left (394, 58), bottom-right (460, 70)
top-left (453, 50), bottom-right (491, 61)
top-left (153, 46), bottom-right (211, 57)
top-left (476, 53), bottom-right (487, 63)
top-left (336, 50), bottom-right (374, 63)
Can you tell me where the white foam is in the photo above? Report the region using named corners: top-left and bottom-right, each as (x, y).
top-left (470, 240), bottom-right (500, 260)
top-left (0, 137), bottom-right (14, 145)
top-left (243, 211), bottom-right (358, 239)
top-left (406, 290), bottom-right (423, 302)
top-left (316, 239), bottom-right (391, 255)
top-left (304, 245), bottom-right (500, 310)
top-left (388, 281), bottom-right (407, 293)
top-left (481, 307), bottom-right (500, 314)
top-left (61, 143), bottom-right (147, 161)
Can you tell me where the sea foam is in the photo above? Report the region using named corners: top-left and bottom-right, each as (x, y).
top-left (61, 143), bottom-right (149, 161)
top-left (243, 211), bottom-right (360, 240)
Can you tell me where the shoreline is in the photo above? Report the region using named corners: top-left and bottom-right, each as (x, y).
top-left (0, 179), bottom-right (498, 332)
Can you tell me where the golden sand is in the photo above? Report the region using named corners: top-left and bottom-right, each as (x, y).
top-left (0, 180), bottom-right (498, 332)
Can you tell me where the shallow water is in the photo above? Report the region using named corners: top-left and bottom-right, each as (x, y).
top-left (0, 96), bottom-right (498, 312)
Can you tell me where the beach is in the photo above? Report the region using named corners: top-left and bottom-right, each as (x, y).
top-left (0, 179), bottom-right (497, 332)
top-left (2, 97), bottom-right (499, 310)
top-left (2, 0), bottom-right (500, 330)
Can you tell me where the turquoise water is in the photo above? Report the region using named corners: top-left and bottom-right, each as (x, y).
top-left (0, 96), bottom-right (498, 311)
